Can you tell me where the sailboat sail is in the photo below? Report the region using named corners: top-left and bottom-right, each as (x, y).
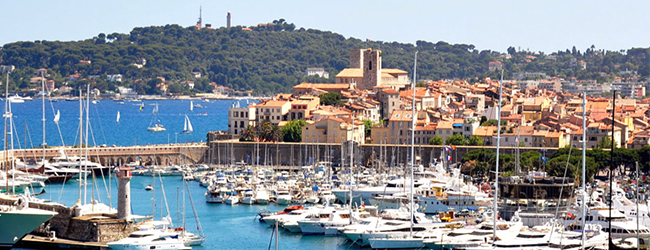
top-left (116, 111), bottom-right (120, 123)
top-left (53, 110), bottom-right (60, 124)
top-left (183, 115), bottom-right (193, 134)
top-left (190, 100), bottom-right (194, 111)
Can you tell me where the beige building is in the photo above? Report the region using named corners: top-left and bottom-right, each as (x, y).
top-left (288, 96), bottom-right (320, 121)
top-left (302, 117), bottom-right (365, 144)
top-left (255, 100), bottom-right (291, 125)
top-left (228, 102), bottom-right (256, 135)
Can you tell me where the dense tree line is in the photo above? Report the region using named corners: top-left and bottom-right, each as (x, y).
top-left (2, 21), bottom-right (649, 95)
top-left (461, 145), bottom-right (650, 183)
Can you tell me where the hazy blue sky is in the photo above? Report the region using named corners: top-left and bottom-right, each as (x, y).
top-left (1, 0), bottom-right (648, 53)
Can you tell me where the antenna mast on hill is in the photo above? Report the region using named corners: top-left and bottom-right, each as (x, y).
top-left (196, 6), bottom-right (202, 29)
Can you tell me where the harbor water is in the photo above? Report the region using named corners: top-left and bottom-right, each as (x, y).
top-left (37, 175), bottom-right (354, 250)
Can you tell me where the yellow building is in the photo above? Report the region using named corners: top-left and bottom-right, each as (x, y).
top-left (521, 97), bottom-right (551, 122)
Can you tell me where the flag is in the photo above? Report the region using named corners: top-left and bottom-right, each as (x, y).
top-left (451, 145), bottom-right (456, 150)
top-left (540, 156), bottom-right (548, 163)
top-left (447, 155), bottom-right (452, 161)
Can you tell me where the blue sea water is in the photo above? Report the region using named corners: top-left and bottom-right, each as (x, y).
top-left (41, 176), bottom-right (356, 250)
top-left (2, 98), bottom-right (245, 148)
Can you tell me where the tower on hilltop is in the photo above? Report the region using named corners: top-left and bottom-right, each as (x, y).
top-left (195, 6), bottom-right (202, 29)
top-left (227, 11), bottom-right (232, 28)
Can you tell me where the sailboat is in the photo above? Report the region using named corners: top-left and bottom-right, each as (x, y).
top-left (182, 115), bottom-right (193, 134)
top-left (116, 111), bottom-right (120, 124)
top-left (147, 103), bottom-right (166, 132)
top-left (190, 100), bottom-right (194, 112)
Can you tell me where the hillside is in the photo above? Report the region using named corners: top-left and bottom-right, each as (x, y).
top-left (1, 20), bottom-right (649, 95)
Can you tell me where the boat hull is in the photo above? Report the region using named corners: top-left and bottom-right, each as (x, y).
top-left (0, 208), bottom-right (57, 249)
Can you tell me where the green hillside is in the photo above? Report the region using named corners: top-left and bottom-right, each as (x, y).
top-left (1, 20), bottom-right (649, 95)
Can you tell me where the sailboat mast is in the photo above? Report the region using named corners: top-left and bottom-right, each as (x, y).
top-left (4, 72), bottom-right (9, 193)
top-left (85, 84), bottom-right (90, 204)
top-left (493, 69), bottom-right (504, 240)
top-left (608, 90), bottom-right (616, 248)
top-left (581, 92), bottom-right (586, 247)
top-left (78, 89), bottom-right (83, 202)
top-left (42, 72), bottom-right (46, 166)
top-left (410, 51), bottom-right (418, 237)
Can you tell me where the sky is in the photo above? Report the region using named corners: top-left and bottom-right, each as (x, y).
top-left (1, 0), bottom-right (649, 53)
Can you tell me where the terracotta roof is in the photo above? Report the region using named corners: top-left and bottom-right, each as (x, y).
top-left (293, 83), bottom-right (350, 90)
top-left (437, 121), bottom-right (453, 129)
top-left (389, 110), bottom-right (415, 122)
top-left (335, 68), bottom-right (363, 78)
top-left (382, 68), bottom-right (408, 74)
top-left (256, 100), bottom-right (289, 107)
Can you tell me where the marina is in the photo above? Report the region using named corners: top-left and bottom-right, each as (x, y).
top-left (0, 99), bottom-right (648, 250)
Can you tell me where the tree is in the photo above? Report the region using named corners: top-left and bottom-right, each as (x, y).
top-left (319, 92), bottom-right (343, 106)
top-left (596, 136), bottom-right (615, 149)
top-left (468, 136), bottom-right (484, 146)
top-left (481, 119), bottom-right (506, 126)
top-left (429, 136), bottom-right (443, 145)
top-left (362, 120), bottom-right (373, 137)
top-left (507, 46), bottom-right (516, 55)
top-left (446, 134), bottom-right (467, 145)
top-left (281, 119), bottom-right (306, 142)
top-left (239, 125), bottom-right (255, 142)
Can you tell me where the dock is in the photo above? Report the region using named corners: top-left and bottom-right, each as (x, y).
top-left (15, 234), bottom-right (107, 250)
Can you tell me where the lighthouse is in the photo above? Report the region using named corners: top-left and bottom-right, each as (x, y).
top-left (116, 167), bottom-right (132, 220)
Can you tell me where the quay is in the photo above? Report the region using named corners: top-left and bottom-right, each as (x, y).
top-left (0, 141), bottom-right (559, 169)
top-left (15, 234), bottom-right (107, 250)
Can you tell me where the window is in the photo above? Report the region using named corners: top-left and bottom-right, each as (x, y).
top-left (234, 122), bottom-right (238, 128)
top-left (240, 111), bottom-right (244, 117)
top-left (368, 61), bottom-right (372, 70)
top-left (234, 129), bottom-right (237, 134)
top-left (240, 121), bottom-right (244, 127)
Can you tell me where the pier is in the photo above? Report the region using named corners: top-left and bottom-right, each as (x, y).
top-left (0, 141), bottom-right (558, 169)
top-left (0, 143), bottom-right (207, 167)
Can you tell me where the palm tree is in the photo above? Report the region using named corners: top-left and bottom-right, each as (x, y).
top-left (240, 125), bottom-right (256, 142)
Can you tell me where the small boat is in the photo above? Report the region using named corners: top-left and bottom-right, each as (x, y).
top-left (147, 103), bottom-right (165, 132)
top-left (145, 185), bottom-right (154, 191)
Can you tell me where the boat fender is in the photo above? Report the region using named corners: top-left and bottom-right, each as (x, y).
top-left (16, 195), bottom-right (28, 210)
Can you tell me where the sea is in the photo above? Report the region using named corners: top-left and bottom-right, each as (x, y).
top-left (3, 98), bottom-right (244, 148)
top-left (9, 98), bottom-right (359, 250)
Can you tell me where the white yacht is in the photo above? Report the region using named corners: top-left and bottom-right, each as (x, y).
top-left (205, 185), bottom-right (228, 203)
top-left (275, 190), bottom-right (292, 205)
top-left (0, 195), bottom-right (58, 249)
top-left (107, 229), bottom-right (190, 250)
top-left (241, 189), bottom-right (255, 205)
top-left (562, 207), bottom-right (650, 243)
top-left (255, 186), bottom-right (270, 205)
top-left (297, 206), bottom-right (352, 235)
